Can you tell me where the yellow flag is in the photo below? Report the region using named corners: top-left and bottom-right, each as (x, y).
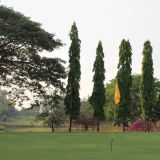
top-left (114, 80), bottom-right (120, 105)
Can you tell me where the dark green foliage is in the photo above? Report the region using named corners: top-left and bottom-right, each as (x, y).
top-left (105, 79), bottom-right (116, 121)
top-left (154, 95), bottom-right (160, 121)
top-left (115, 39), bottom-right (132, 131)
top-left (130, 74), bottom-right (141, 121)
top-left (0, 5), bottom-right (66, 107)
top-left (89, 41), bottom-right (106, 130)
top-left (131, 75), bottom-right (160, 122)
top-left (152, 79), bottom-right (160, 121)
top-left (140, 41), bottom-right (154, 122)
top-left (153, 78), bottom-right (160, 102)
top-left (64, 22), bottom-right (81, 131)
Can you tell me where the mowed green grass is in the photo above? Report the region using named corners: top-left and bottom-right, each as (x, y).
top-left (0, 132), bottom-right (160, 160)
top-left (9, 117), bottom-right (42, 125)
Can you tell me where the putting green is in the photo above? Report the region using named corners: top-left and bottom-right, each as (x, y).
top-left (0, 132), bottom-right (160, 160)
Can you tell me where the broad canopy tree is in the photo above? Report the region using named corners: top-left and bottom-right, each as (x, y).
top-left (0, 5), bottom-right (66, 108)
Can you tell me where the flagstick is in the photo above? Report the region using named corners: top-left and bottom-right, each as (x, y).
top-left (109, 80), bottom-right (120, 152)
top-left (110, 136), bottom-right (113, 151)
top-left (110, 105), bottom-right (116, 152)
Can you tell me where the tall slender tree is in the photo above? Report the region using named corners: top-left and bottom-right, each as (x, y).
top-left (140, 40), bottom-right (154, 132)
top-left (64, 22), bottom-right (81, 132)
top-left (89, 41), bottom-right (106, 131)
top-left (115, 39), bottom-right (132, 132)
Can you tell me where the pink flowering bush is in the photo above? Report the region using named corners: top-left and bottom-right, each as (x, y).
top-left (128, 120), bottom-right (152, 132)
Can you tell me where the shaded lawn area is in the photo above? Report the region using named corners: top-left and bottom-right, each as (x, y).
top-left (9, 117), bottom-right (35, 124)
top-left (7, 117), bottom-right (41, 125)
top-left (0, 132), bottom-right (160, 160)
top-left (0, 116), bottom-right (46, 133)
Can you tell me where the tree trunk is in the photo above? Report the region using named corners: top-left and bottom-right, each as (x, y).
top-left (85, 125), bottom-right (88, 132)
top-left (69, 117), bottom-right (72, 132)
top-left (51, 122), bottom-right (54, 133)
top-left (97, 119), bottom-right (100, 132)
top-left (147, 120), bottom-right (150, 132)
top-left (123, 124), bottom-right (125, 132)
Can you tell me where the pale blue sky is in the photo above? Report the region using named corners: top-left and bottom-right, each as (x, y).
top-left (2, 0), bottom-right (160, 99)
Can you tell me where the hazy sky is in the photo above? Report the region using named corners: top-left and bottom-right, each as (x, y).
top-left (2, 0), bottom-right (160, 99)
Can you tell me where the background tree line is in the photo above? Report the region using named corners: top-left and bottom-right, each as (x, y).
top-left (105, 74), bottom-right (160, 122)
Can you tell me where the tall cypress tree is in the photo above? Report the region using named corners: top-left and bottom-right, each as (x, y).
top-left (115, 39), bottom-right (132, 132)
top-left (89, 41), bottom-right (106, 131)
top-left (64, 22), bottom-right (81, 132)
top-left (141, 40), bottom-right (154, 132)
